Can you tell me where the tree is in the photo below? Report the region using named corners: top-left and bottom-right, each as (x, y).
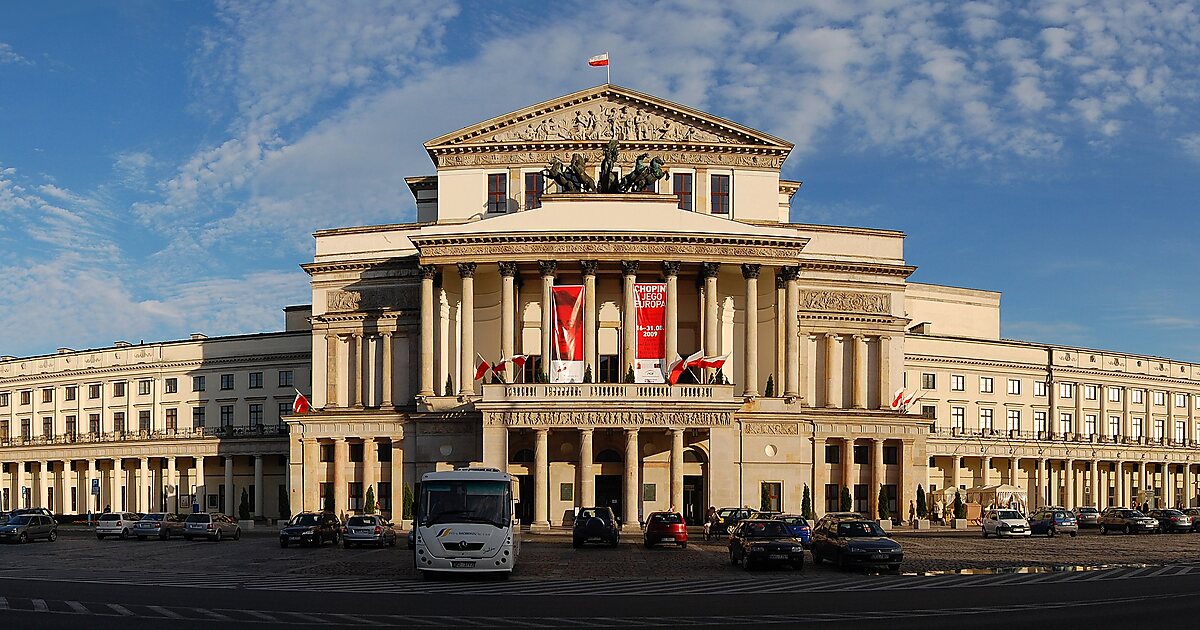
top-left (953, 491), bottom-right (966, 520)
top-left (278, 489), bottom-right (291, 521)
top-left (801, 484), bottom-right (813, 520)
top-left (364, 485), bottom-right (376, 515)
top-left (238, 488), bottom-right (251, 520)
top-left (877, 485), bottom-right (890, 521)
top-left (760, 484), bottom-right (772, 512)
top-left (583, 365), bottom-right (593, 383)
top-left (403, 483), bottom-right (415, 520)
top-left (916, 485), bottom-right (927, 519)
top-left (443, 375), bottom-right (454, 396)
top-left (764, 374), bottom-right (775, 398)
top-left (840, 486), bottom-right (852, 512)
top-left (624, 366), bottom-right (635, 383)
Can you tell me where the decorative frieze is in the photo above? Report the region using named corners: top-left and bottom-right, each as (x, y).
top-left (434, 150), bottom-right (786, 170)
top-left (800, 290), bottom-right (890, 314)
top-left (484, 410), bottom-right (731, 428)
top-left (326, 287), bottom-right (419, 313)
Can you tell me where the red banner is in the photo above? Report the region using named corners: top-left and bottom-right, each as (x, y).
top-left (634, 283), bottom-right (666, 383)
top-left (551, 285), bottom-right (585, 383)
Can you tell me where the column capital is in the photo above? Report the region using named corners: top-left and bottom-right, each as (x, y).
top-left (352, 331), bottom-right (363, 339)
top-left (533, 427), bottom-right (549, 435)
top-left (661, 260), bottom-right (681, 277)
top-left (457, 262), bottom-right (478, 278)
top-left (853, 333), bottom-right (865, 341)
top-left (775, 273), bottom-right (786, 289)
top-left (580, 260), bottom-right (599, 277)
top-left (538, 260), bottom-right (558, 277)
top-left (498, 261), bottom-right (520, 277)
top-left (879, 335), bottom-right (892, 342)
top-left (619, 260), bottom-right (640, 276)
top-left (780, 266), bottom-right (800, 281)
top-left (578, 427), bottom-right (595, 436)
top-left (740, 263), bottom-right (761, 280)
top-left (382, 330), bottom-right (393, 339)
top-left (700, 261), bottom-right (721, 279)
top-left (624, 427), bottom-right (640, 436)
top-left (824, 332), bottom-right (836, 340)
top-left (419, 264), bottom-right (439, 279)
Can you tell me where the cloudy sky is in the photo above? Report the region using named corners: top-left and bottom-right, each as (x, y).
top-left (1, 0), bottom-right (1198, 361)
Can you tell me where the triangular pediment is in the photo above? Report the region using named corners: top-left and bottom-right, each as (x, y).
top-left (425, 84), bottom-right (793, 153)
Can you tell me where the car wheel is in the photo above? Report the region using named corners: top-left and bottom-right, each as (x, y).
top-left (644, 538), bottom-right (653, 548)
top-left (610, 539), bottom-right (619, 548)
top-left (812, 549), bottom-right (823, 565)
top-left (18, 532), bottom-right (28, 544)
top-left (888, 563), bottom-right (901, 572)
top-left (1100, 526), bottom-right (1107, 535)
top-left (982, 529), bottom-right (989, 538)
top-left (836, 551), bottom-right (847, 570)
top-left (744, 557), bottom-right (755, 571)
top-left (572, 539), bottom-right (581, 549)
top-left (184, 535), bottom-right (193, 541)
top-left (47, 530), bottom-right (57, 542)
top-left (214, 530), bottom-right (223, 542)
top-left (680, 542), bottom-right (687, 549)
top-left (280, 540), bottom-right (289, 548)
top-left (161, 530), bottom-right (170, 541)
top-left (119, 528), bottom-right (129, 540)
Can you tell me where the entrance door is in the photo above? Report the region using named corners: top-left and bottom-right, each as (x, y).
top-left (596, 475), bottom-right (622, 521)
top-left (683, 475), bottom-right (704, 524)
top-left (516, 475), bottom-right (534, 525)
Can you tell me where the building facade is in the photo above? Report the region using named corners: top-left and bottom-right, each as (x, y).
top-left (2, 84), bottom-right (1198, 523)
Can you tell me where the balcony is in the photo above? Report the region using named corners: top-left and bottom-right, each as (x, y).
top-left (482, 383), bottom-right (736, 404)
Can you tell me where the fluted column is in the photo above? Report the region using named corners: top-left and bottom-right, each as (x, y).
top-left (852, 334), bottom-right (868, 409)
top-left (334, 440), bottom-right (348, 515)
top-left (499, 262), bottom-right (519, 381)
top-left (253, 455), bottom-right (264, 518)
top-left (1189, 393), bottom-right (1196, 445)
top-left (361, 334), bottom-right (373, 406)
top-left (1139, 462), bottom-right (1148, 506)
top-left (390, 437), bottom-right (404, 522)
top-left (1035, 458), bottom-right (1046, 508)
top-left (350, 333), bottom-right (363, 408)
top-left (981, 456), bottom-right (992, 487)
top-left (363, 439), bottom-right (377, 512)
top-left (774, 273), bottom-right (786, 394)
top-left (458, 262), bottom-right (477, 395)
top-left (1065, 459), bottom-right (1075, 509)
top-left (302, 441), bottom-right (318, 512)
top-left (623, 428), bottom-right (640, 525)
top-left (871, 438), bottom-right (884, 519)
top-left (783, 266), bottom-right (800, 398)
top-left (701, 262), bottom-right (720, 382)
top-left (879, 336), bottom-right (893, 410)
top-left (813, 438), bottom-right (827, 516)
top-left (1185, 463), bottom-right (1194, 508)
top-left (84, 460), bottom-right (96, 514)
top-left (579, 428), bottom-right (595, 507)
top-left (539, 261), bottom-right (557, 379)
top-left (582, 261), bottom-right (599, 377)
top-left (533, 428), bottom-right (549, 528)
top-left (325, 332), bottom-right (339, 406)
top-left (741, 264), bottom-right (760, 396)
top-left (662, 262), bottom-right (680, 367)
top-left (141, 458), bottom-right (153, 513)
top-left (194, 456), bottom-right (206, 512)
top-left (824, 333), bottom-right (837, 408)
top-left (419, 265), bottom-right (437, 396)
top-left (224, 456), bottom-right (235, 516)
top-left (620, 261), bottom-right (639, 377)
top-left (670, 428), bottom-right (685, 512)
top-left (1088, 460), bottom-right (1098, 508)
top-left (844, 438), bottom-right (856, 501)
top-left (381, 331), bottom-right (393, 406)
top-left (1009, 456), bottom-right (1019, 487)
top-left (1115, 461), bottom-right (1125, 507)
top-left (951, 455), bottom-right (962, 492)
top-left (1074, 383), bottom-right (1084, 436)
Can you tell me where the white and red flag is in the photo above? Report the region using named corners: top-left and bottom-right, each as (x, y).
top-left (506, 354), bottom-right (529, 370)
top-left (904, 390), bottom-right (926, 407)
top-left (667, 350), bottom-right (704, 385)
top-left (697, 353), bottom-right (730, 370)
top-left (587, 53), bottom-right (609, 67)
top-left (292, 390), bottom-right (311, 415)
top-left (890, 388), bottom-right (907, 410)
top-left (474, 354), bottom-right (492, 381)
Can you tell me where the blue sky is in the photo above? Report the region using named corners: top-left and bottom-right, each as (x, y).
top-left (1, 0), bottom-right (1198, 361)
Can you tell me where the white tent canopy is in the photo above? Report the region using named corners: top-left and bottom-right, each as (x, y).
top-left (965, 484), bottom-right (1028, 511)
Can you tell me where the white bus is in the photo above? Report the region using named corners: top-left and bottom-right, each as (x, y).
top-left (413, 467), bottom-right (519, 577)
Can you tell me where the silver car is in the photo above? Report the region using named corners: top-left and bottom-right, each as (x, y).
top-left (134, 513), bottom-right (187, 540)
top-left (183, 512), bottom-right (242, 542)
top-left (342, 515), bottom-right (397, 548)
top-left (0, 514), bottom-right (57, 544)
top-left (96, 512), bottom-right (142, 540)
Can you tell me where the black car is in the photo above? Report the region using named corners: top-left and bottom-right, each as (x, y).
top-left (279, 512), bottom-right (342, 547)
top-left (727, 519), bottom-right (805, 570)
top-left (573, 507), bottom-right (619, 548)
top-left (707, 507), bottom-right (755, 539)
top-left (811, 519), bottom-right (903, 571)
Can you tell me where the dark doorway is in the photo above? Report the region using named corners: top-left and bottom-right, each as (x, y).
top-left (596, 475), bottom-right (622, 520)
top-left (516, 475), bottom-right (534, 526)
top-left (683, 475), bottom-right (704, 524)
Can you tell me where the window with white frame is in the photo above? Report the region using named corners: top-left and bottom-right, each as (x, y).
top-left (980, 377), bottom-right (994, 394)
top-left (1084, 384), bottom-right (1097, 400)
top-left (1153, 391), bottom-right (1166, 406)
top-left (1175, 393), bottom-right (1187, 408)
top-left (1084, 414), bottom-right (1097, 436)
top-left (1108, 415), bottom-right (1121, 437)
top-left (951, 375), bottom-right (965, 391)
top-left (980, 408), bottom-right (994, 431)
top-left (1132, 417), bottom-right (1143, 439)
top-left (1153, 418), bottom-right (1164, 439)
top-left (1034, 381), bottom-right (1047, 397)
top-left (1059, 412), bottom-right (1073, 435)
top-left (1131, 389), bottom-right (1144, 404)
top-left (951, 407), bottom-right (965, 431)
top-left (1034, 411), bottom-right (1047, 434)
top-left (1007, 409), bottom-right (1021, 431)
top-left (1060, 383), bottom-right (1074, 399)
top-left (1175, 421), bottom-right (1186, 442)
top-left (1107, 387), bottom-right (1121, 403)
top-left (1007, 379), bottom-right (1021, 395)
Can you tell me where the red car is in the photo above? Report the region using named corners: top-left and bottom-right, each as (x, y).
top-left (643, 511), bottom-right (688, 548)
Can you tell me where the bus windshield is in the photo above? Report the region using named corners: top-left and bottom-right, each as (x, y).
top-left (419, 480), bottom-right (511, 528)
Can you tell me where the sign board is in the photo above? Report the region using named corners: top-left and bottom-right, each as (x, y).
top-left (550, 285), bottom-right (585, 383)
top-left (634, 283), bottom-right (666, 383)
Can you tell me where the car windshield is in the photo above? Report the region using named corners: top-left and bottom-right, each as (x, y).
top-left (577, 509), bottom-right (610, 521)
top-left (347, 516), bottom-right (376, 526)
top-left (1053, 512), bottom-right (1070, 519)
top-left (836, 521), bottom-right (887, 537)
top-left (742, 521), bottom-right (789, 538)
top-left (1079, 508), bottom-right (1098, 513)
top-left (995, 511), bottom-right (1022, 519)
top-left (10, 515), bottom-right (32, 525)
top-left (1127, 511), bottom-right (1146, 518)
top-left (290, 514), bottom-right (320, 526)
top-left (717, 508), bottom-right (739, 518)
top-left (780, 517), bottom-right (807, 526)
top-left (419, 480), bottom-right (511, 528)
top-left (98, 513), bottom-right (120, 521)
top-left (650, 513), bottom-right (683, 524)
top-left (185, 514), bottom-right (211, 523)
top-left (142, 514), bottom-right (165, 520)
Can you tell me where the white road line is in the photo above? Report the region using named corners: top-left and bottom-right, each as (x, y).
top-left (202, 608), bottom-right (234, 621)
top-left (0, 597), bottom-right (8, 610)
top-left (243, 610), bottom-right (282, 622)
top-left (31, 599), bottom-right (48, 613)
top-left (329, 613), bottom-right (377, 624)
top-left (65, 601), bottom-right (90, 614)
top-left (107, 603), bottom-right (136, 616)
top-left (147, 605), bottom-right (185, 619)
top-left (280, 611), bottom-right (326, 623)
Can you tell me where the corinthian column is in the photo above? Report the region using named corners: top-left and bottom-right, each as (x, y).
top-left (852, 334), bottom-right (868, 409)
top-left (539, 260), bottom-right (557, 379)
top-left (533, 428), bottom-right (549, 529)
top-left (381, 331), bottom-right (393, 406)
top-left (783, 266), bottom-right (800, 399)
top-left (670, 428), bottom-right (685, 512)
top-left (498, 262), bottom-right (519, 380)
top-left (581, 260), bottom-right (599, 377)
top-left (623, 428), bottom-right (640, 525)
top-left (458, 262), bottom-right (477, 395)
top-left (418, 264), bottom-right (438, 397)
top-left (662, 261), bottom-right (681, 367)
top-left (620, 261), bottom-right (639, 377)
top-left (325, 332), bottom-right (339, 406)
top-left (741, 264), bottom-right (760, 397)
top-left (701, 262), bottom-right (721, 383)
top-left (350, 333), bottom-right (363, 408)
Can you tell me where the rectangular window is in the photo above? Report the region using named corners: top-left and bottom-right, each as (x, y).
top-left (42, 388), bottom-right (53, 403)
top-left (377, 482), bottom-right (392, 511)
top-left (193, 376), bottom-right (206, 392)
top-left (164, 378), bottom-right (177, 394)
top-left (113, 382), bottom-right (125, 398)
top-left (980, 408), bottom-right (994, 431)
top-left (114, 412), bottom-right (126, 434)
top-left (1007, 379), bottom-right (1021, 395)
top-left (951, 407), bottom-right (966, 431)
top-left (1034, 381), bottom-right (1047, 397)
top-left (710, 174), bottom-right (730, 214)
top-left (20, 390), bottom-right (31, 405)
top-left (824, 444), bottom-right (840, 464)
top-left (486, 173), bottom-right (507, 213)
top-left (1107, 387), bottom-right (1121, 402)
top-left (320, 444), bottom-right (335, 463)
top-left (249, 372), bottom-right (263, 389)
top-left (759, 481), bottom-right (782, 512)
top-left (1084, 384), bottom-right (1097, 400)
top-left (979, 377), bottom-right (994, 394)
top-left (921, 405), bottom-right (936, 419)
top-left (65, 386), bottom-right (76, 402)
top-left (642, 483), bottom-right (656, 502)
top-left (220, 374), bottom-right (234, 391)
top-left (1059, 412), bottom-right (1072, 435)
top-left (88, 384), bottom-right (101, 399)
top-left (21, 419), bottom-right (31, 440)
top-left (1034, 411), bottom-right (1047, 434)
top-left (853, 445), bottom-right (870, 464)
top-left (882, 446), bottom-right (898, 465)
top-left (1154, 419), bottom-right (1165, 440)
top-left (1132, 389), bottom-right (1144, 404)
top-left (1175, 421), bottom-right (1186, 442)
top-left (348, 443), bottom-right (364, 463)
top-left (524, 171), bottom-right (544, 210)
top-left (951, 375), bottom-right (965, 391)
top-left (138, 380), bottom-right (151, 396)
top-left (0, 392), bottom-right (7, 406)
top-left (922, 373), bottom-right (936, 389)
top-left (1175, 393), bottom-right (1187, 408)
top-left (348, 482), bottom-right (363, 511)
top-left (824, 484), bottom-right (840, 514)
top-left (673, 173), bottom-right (693, 211)
top-left (1132, 417), bottom-right (1144, 439)
top-left (1108, 416), bottom-right (1120, 437)
top-left (853, 484), bottom-right (869, 513)
top-left (1153, 391), bottom-right (1165, 406)
top-left (249, 403), bottom-right (263, 425)
top-left (1007, 409), bottom-right (1021, 432)
top-left (165, 408), bottom-right (177, 432)
top-left (278, 370), bottom-right (294, 388)
top-left (319, 483), bottom-right (333, 510)
top-left (278, 402), bottom-right (291, 420)
top-left (522, 356), bottom-right (543, 384)
top-left (597, 355), bottom-right (620, 384)
top-left (378, 441), bottom-right (392, 462)
top-left (192, 406), bottom-right (205, 428)
top-left (88, 414), bottom-right (100, 434)
top-left (42, 417), bottom-right (53, 438)
top-left (65, 415), bottom-right (76, 438)
top-left (220, 405), bottom-right (233, 427)
top-left (1084, 414), bottom-right (1096, 437)
top-left (1060, 383), bottom-right (1074, 399)
top-left (138, 410), bottom-right (151, 432)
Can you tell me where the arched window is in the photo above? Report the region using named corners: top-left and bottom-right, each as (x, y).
top-left (683, 449), bottom-right (705, 463)
top-left (511, 448), bottom-right (535, 464)
top-left (595, 449), bottom-right (622, 463)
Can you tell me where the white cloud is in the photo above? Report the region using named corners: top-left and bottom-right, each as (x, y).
top-left (1180, 133), bottom-right (1200, 161)
top-left (0, 42), bottom-right (29, 65)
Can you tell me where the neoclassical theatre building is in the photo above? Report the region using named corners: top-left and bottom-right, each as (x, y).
top-left (3, 85), bottom-right (1199, 525)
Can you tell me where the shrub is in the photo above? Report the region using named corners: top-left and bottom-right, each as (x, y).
top-left (403, 483), bottom-right (415, 520)
top-left (583, 365), bottom-right (593, 383)
top-left (877, 485), bottom-right (890, 521)
top-left (764, 374), bottom-right (775, 397)
top-left (443, 375), bottom-right (454, 396)
top-left (364, 485), bottom-right (376, 515)
top-left (953, 491), bottom-right (966, 519)
top-left (840, 486), bottom-right (852, 512)
top-left (238, 488), bottom-right (251, 520)
top-left (916, 485), bottom-right (926, 519)
top-left (801, 484), bottom-right (813, 520)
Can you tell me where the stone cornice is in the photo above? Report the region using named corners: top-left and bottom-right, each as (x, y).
top-left (0, 353), bottom-right (311, 385)
top-left (797, 260), bottom-right (916, 279)
top-left (302, 258), bottom-right (419, 277)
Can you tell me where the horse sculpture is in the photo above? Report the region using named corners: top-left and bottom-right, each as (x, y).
top-left (541, 141), bottom-right (668, 196)
top-left (597, 140), bottom-right (621, 193)
top-left (619, 153), bottom-right (669, 192)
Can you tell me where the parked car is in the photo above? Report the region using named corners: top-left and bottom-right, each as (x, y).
top-left (643, 511), bottom-right (688, 548)
top-left (775, 515), bottom-right (813, 548)
top-left (134, 513), bottom-right (186, 540)
top-left (343, 515), bottom-right (397, 548)
top-left (1028, 508), bottom-right (1078, 537)
top-left (96, 511), bottom-right (142, 540)
top-left (8, 507), bottom-right (55, 520)
top-left (280, 512), bottom-right (342, 547)
top-left (1147, 509), bottom-right (1193, 533)
top-left (981, 508), bottom-right (1031, 538)
top-left (814, 511), bottom-right (868, 530)
top-left (0, 514), bottom-right (57, 544)
top-left (572, 507), bottom-right (620, 548)
top-left (708, 507), bottom-right (755, 539)
top-left (1182, 508), bottom-right (1200, 532)
top-left (183, 512), bottom-right (241, 541)
top-left (1073, 506), bottom-right (1101, 528)
top-left (728, 519), bottom-right (805, 570)
top-left (1099, 508), bottom-right (1158, 534)
top-left (811, 518), bottom-right (903, 571)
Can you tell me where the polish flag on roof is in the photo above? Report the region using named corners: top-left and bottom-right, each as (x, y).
top-left (474, 354), bottom-right (492, 381)
top-left (697, 353), bottom-right (730, 370)
top-left (588, 53), bottom-right (609, 67)
top-left (667, 350), bottom-right (704, 385)
top-left (292, 390), bottom-right (310, 415)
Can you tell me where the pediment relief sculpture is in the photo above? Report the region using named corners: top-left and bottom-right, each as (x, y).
top-left (486, 100), bottom-right (739, 145)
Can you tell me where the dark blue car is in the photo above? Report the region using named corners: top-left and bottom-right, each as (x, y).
top-left (776, 515), bottom-right (812, 547)
top-left (1027, 508), bottom-right (1078, 537)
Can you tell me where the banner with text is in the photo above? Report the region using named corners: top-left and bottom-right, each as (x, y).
top-left (551, 285), bottom-right (585, 383)
top-left (634, 282), bottom-right (667, 383)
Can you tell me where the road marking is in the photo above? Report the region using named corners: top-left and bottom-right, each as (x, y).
top-left (65, 601), bottom-right (89, 614)
top-left (147, 605), bottom-right (185, 619)
top-left (31, 599), bottom-right (48, 612)
top-left (243, 610), bottom-right (281, 622)
top-left (0, 597), bottom-right (8, 610)
top-left (201, 608), bottom-right (234, 620)
top-left (280, 611), bottom-right (326, 623)
top-left (107, 603), bottom-right (136, 616)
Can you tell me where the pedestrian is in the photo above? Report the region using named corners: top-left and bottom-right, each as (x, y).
top-left (103, 504), bottom-right (111, 514)
top-left (908, 500), bottom-right (916, 525)
top-left (703, 506), bottom-right (718, 540)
